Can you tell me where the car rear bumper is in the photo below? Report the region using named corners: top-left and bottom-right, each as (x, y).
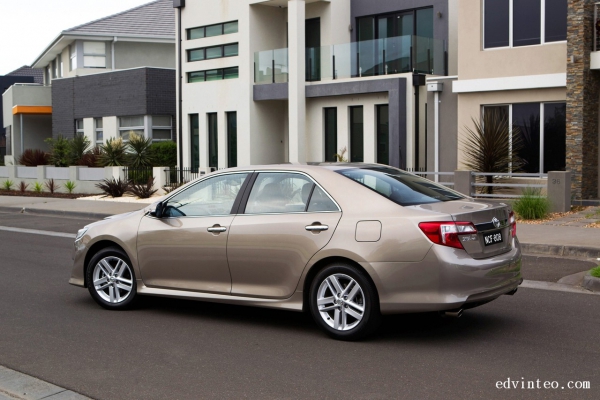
top-left (369, 239), bottom-right (522, 314)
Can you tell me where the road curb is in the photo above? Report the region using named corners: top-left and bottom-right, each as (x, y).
top-left (521, 243), bottom-right (600, 259)
top-left (0, 365), bottom-right (90, 400)
top-left (0, 206), bottom-right (115, 220)
top-left (582, 273), bottom-right (600, 292)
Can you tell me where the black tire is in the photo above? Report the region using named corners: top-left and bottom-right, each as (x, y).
top-left (86, 246), bottom-right (137, 310)
top-left (309, 263), bottom-right (381, 341)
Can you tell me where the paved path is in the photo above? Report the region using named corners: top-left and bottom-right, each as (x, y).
top-left (0, 214), bottom-right (598, 400)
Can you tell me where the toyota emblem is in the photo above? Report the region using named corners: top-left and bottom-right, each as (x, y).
top-left (492, 217), bottom-right (501, 229)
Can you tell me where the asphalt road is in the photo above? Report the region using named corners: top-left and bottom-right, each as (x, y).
top-left (0, 213), bottom-right (599, 400)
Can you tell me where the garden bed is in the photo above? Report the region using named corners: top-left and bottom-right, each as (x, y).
top-left (0, 189), bottom-right (93, 199)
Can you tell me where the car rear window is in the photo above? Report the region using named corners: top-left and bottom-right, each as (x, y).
top-left (336, 167), bottom-right (464, 206)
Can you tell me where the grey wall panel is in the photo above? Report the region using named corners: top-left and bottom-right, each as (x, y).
top-left (52, 68), bottom-right (176, 139)
top-left (52, 78), bottom-right (75, 138)
top-left (254, 83), bottom-right (289, 101)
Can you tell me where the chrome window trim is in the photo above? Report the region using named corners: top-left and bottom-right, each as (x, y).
top-left (147, 169), bottom-right (342, 219)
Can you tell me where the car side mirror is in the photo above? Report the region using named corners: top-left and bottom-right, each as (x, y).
top-left (154, 202), bottom-right (165, 218)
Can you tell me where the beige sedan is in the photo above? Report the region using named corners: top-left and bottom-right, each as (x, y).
top-left (70, 164), bottom-right (522, 340)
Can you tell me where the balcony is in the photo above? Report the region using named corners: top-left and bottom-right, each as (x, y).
top-left (254, 35), bottom-right (446, 85)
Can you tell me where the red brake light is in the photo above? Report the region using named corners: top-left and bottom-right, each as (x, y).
top-left (418, 222), bottom-right (477, 249)
top-left (509, 211), bottom-right (516, 237)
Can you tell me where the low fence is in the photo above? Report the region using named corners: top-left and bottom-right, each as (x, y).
top-left (0, 165), bottom-right (169, 195)
top-left (164, 167), bottom-right (214, 186)
top-left (410, 170), bottom-right (570, 213)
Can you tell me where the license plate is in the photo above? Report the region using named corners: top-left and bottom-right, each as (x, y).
top-left (483, 230), bottom-right (503, 246)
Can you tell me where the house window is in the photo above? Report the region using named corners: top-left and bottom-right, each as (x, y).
top-left (324, 108), bottom-right (337, 162)
top-left (483, 102), bottom-right (566, 173)
top-left (75, 119), bottom-right (84, 137)
top-left (52, 60), bottom-right (57, 79)
top-left (226, 112), bottom-right (237, 168)
top-left (190, 114), bottom-right (200, 171)
top-left (70, 45), bottom-right (77, 71)
top-left (95, 118), bottom-right (103, 144)
top-left (83, 41), bottom-right (106, 68)
top-left (208, 113), bottom-right (218, 170)
top-left (187, 43), bottom-right (238, 62)
top-left (350, 106), bottom-right (364, 163)
top-left (483, 0), bottom-right (567, 49)
top-left (118, 116), bottom-right (144, 141)
top-left (188, 67), bottom-right (239, 83)
top-left (187, 21), bottom-right (238, 40)
top-left (151, 116), bottom-right (172, 142)
top-left (377, 105), bottom-right (389, 165)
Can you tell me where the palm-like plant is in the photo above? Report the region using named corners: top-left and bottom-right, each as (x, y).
top-left (461, 109), bottom-right (524, 194)
top-left (127, 132), bottom-right (154, 168)
top-left (98, 138), bottom-right (128, 166)
top-left (70, 134), bottom-right (91, 165)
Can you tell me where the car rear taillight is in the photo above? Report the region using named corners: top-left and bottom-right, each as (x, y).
top-left (418, 222), bottom-right (477, 249)
top-left (509, 211), bottom-right (516, 237)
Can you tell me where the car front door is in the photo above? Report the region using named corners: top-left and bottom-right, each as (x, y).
top-left (137, 172), bottom-right (250, 293)
top-left (227, 172), bottom-right (342, 299)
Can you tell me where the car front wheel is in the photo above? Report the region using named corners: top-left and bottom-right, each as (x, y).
top-left (309, 264), bottom-right (381, 340)
top-left (86, 247), bottom-right (137, 310)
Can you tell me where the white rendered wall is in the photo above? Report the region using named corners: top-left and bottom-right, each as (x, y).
top-left (306, 93), bottom-right (389, 163)
top-left (103, 116), bottom-right (118, 142)
top-left (83, 118), bottom-right (94, 145)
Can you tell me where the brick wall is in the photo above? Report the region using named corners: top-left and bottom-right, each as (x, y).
top-left (52, 68), bottom-right (176, 139)
top-left (566, 0), bottom-right (600, 199)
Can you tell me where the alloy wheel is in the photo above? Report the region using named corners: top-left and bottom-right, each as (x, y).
top-left (316, 273), bottom-right (365, 331)
top-left (92, 256), bottom-right (134, 304)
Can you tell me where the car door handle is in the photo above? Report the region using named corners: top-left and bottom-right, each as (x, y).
top-left (207, 225), bottom-right (227, 233)
top-left (305, 224), bottom-right (329, 232)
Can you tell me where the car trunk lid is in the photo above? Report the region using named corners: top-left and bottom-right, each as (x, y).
top-left (410, 199), bottom-right (513, 259)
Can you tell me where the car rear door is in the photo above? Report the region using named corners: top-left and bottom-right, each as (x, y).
top-left (137, 172), bottom-right (251, 293)
top-left (226, 171), bottom-right (342, 299)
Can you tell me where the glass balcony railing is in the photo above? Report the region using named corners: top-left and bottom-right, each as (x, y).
top-left (254, 35), bottom-right (446, 85)
top-left (595, 2), bottom-right (600, 51)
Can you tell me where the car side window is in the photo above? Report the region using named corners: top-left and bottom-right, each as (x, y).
top-left (245, 172), bottom-right (315, 214)
top-left (164, 173), bottom-right (249, 217)
top-left (307, 186), bottom-right (338, 212)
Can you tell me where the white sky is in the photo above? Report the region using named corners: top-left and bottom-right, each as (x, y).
top-left (0, 0), bottom-right (154, 75)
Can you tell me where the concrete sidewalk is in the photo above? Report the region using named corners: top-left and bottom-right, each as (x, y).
top-left (1, 195), bottom-right (600, 259)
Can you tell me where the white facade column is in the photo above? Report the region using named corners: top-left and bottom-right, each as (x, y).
top-left (288, 0), bottom-right (306, 163)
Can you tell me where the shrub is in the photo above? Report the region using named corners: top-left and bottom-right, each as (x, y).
top-left (334, 147), bottom-right (348, 162)
top-left (96, 178), bottom-right (129, 198)
top-left (19, 149), bottom-right (50, 166)
top-left (513, 188), bottom-right (551, 220)
top-left (127, 133), bottom-right (154, 168)
top-left (98, 138), bottom-right (127, 166)
top-left (33, 182), bottom-right (44, 193)
top-left (45, 179), bottom-right (60, 194)
top-left (127, 177), bottom-right (158, 199)
top-left (461, 109), bottom-right (525, 194)
top-left (77, 146), bottom-right (101, 167)
top-left (150, 141), bottom-right (177, 167)
top-left (45, 136), bottom-right (71, 167)
top-left (2, 179), bottom-right (14, 190)
top-left (591, 266), bottom-right (600, 279)
top-left (70, 134), bottom-right (91, 164)
top-left (65, 180), bottom-right (77, 194)
top-left (19, 181), bottom-right (29, 193)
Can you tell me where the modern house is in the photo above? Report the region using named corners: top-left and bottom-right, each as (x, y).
top-left (2, 0), bottom-right (176, 165)
top-left (0, 67), bottom-right (44, 160)
top-left (174, 0), bottom-right (457, 171)
top-left (429, 0), bottom-right (598, 200)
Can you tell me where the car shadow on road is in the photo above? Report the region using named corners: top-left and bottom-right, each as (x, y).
top-left (125, 294), bottom-right (517, 344)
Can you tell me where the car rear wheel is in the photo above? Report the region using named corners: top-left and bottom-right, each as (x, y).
top-left (309, 264), bottom-right (381, 340)
top-left (86, 247), bottom-right (137, 310)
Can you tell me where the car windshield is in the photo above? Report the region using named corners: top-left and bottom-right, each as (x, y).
top-left (336, 166), bottom-right (464, 206)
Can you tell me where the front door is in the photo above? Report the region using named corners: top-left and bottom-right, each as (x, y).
top-left (227, 172), bottom-right (342, 299)
top-left (137, 172), bottom-right (250, 293)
